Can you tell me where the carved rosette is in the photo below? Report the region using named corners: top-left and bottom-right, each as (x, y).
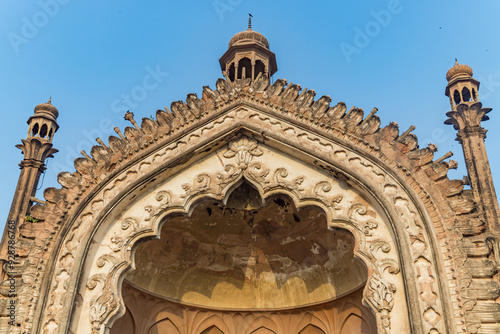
top-left (79, 137), bottom-right (403, 333)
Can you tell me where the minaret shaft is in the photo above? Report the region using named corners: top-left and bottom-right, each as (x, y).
top-left (458, 124), bottom-right (500, 228)
top-left (7, 162), bottom-right (43, 221)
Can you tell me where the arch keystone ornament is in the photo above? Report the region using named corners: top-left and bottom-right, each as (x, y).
top-left (1, 28), bottom-right (500, 334)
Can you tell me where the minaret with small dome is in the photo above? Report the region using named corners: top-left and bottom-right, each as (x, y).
top-left (445, 59), bottom-right (480, 109)
top-left (0, 100), bottom-right (59, 255)
top-left (219, 16), bottom-right (277, 82)
top-left (27, 98), bottom-right (59, 142)
top-left (444, 61), bottom-right (500, 229)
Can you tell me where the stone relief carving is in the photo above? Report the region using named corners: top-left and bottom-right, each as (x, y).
top-left (37, 98), bottom-right (456, 334)
top-left (223, 137), bottom-right (263, 169)
top-left (144, 190), bottom-right (172, 221)
top-left (271, 168), bottom-right (305, 192)
top-left (365, 273), bottom-right (396, 334)
top-left (110, 282), bottom-right (377, 334)
top-left (76, 137), bottom-right (404, 334)
top-left (348, 203), bottom-right (379, 236)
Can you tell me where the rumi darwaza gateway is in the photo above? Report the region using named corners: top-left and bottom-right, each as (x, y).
top-left (2, 20), bottom-right (500, 334)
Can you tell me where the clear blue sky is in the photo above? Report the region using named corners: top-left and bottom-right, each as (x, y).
top-left (1, 1), bottom-right (500, 230)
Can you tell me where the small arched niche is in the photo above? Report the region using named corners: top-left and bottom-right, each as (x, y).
top-left (238, 57), bottom-right (252, 80)
top-left (40, 124), bottom-right (48, 139)
top-left (453, 89), bottom-right (461, 106)
top-left (31, 123), bottom-right (39, 137)
top-left (111, 181), bottom-right (375, 333)
top-left (255, 60), bottom-right (266, 78)
top-left (462, 87), bottom-right (471, 102)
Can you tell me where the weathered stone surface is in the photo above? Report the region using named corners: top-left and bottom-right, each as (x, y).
top-left (463, 279), bottom-right (500, 300)
top-left (473, 301), bottom-right (500, 323)
top-left (1, 31), bottom-right (500, 334)
top-left (465, 259), bottom-right (497, 278)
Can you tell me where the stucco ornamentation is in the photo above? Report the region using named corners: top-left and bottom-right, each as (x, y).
top-left (74, 137), bottom-right (406, 334)
top-left (18, 74), bottom-right (477, 334)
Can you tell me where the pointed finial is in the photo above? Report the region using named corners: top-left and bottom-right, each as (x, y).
top-left (455, 58), bottom-right (458, 66)
top-left (248, 13), bottom-right (253, 30)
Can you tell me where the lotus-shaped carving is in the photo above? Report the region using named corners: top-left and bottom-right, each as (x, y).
top-left (224, 137), bottom-right (263, 169)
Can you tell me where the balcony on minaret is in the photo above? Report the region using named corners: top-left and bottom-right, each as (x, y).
top-left (1, 99), bottom-right (60, 260)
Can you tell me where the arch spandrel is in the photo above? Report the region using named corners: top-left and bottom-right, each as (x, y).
top-left (31, 77), bottom-right (468, 334)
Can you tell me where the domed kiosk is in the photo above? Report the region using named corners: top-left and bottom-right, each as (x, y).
top-left (219, 18), bottom-right (277, 82)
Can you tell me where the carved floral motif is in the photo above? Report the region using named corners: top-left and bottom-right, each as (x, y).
top-left (75, 137), bottom-right (406, 334)
top-left (223, 137), bottom-right (263, 169)
top-left (144, 190), bottom-right (172, 221)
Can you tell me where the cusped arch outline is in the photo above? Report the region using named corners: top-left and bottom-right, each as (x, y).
top-left (63, 136), bottom-right (402, 334)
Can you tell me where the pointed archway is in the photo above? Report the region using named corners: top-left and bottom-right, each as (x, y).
top-left (110, 183), bottom-right (376, 333)
top-left (60, 134), bottom-right (407, 333)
